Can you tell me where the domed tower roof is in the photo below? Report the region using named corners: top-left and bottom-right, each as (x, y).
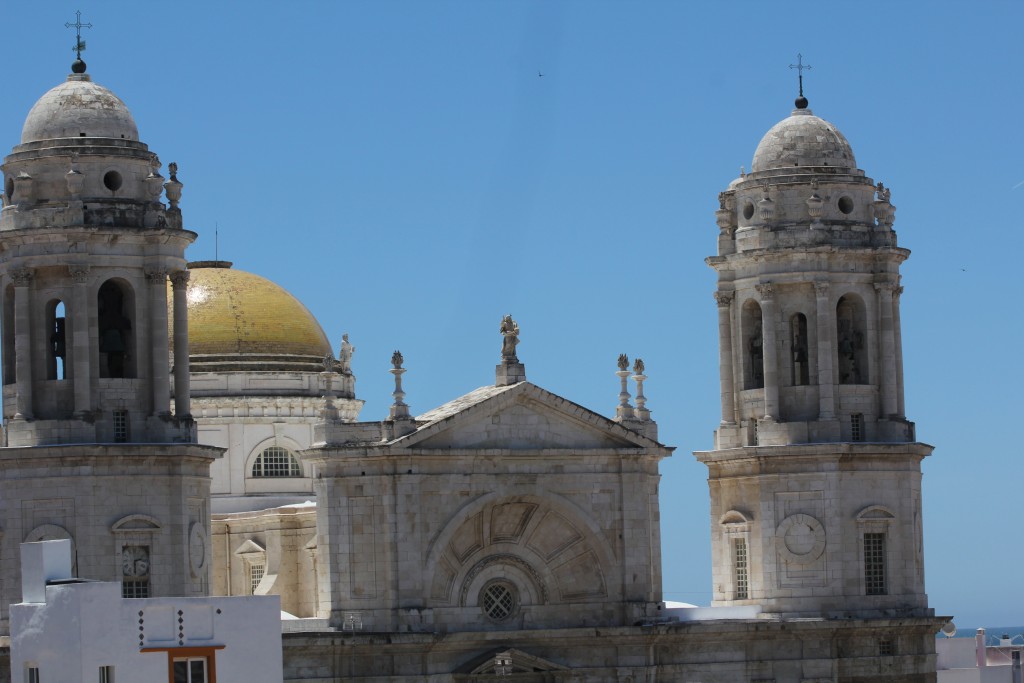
top-left (169, 262), bottom-right (332, 373)
top-left (751, 108), bottom-right (855, 173)
top-left (21, 74), bottom-right (139, 143)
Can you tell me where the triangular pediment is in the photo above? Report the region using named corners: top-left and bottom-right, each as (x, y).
top-left (397, 382), bottom-right (663, 451)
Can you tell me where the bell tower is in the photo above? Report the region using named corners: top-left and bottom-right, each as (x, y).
top-left (0, 45), bottom-right (220, 635)
top-left (695, 88), bottom-right (933, 619)
top-left (0, 57), bottom-right (194, 446)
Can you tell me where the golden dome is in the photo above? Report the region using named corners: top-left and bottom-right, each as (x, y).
top-left (168, 262), bottom-right (332, 372)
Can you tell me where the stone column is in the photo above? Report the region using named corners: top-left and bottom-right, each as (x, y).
top-left (714, 291), bottom-right (736, 424)
top-left (893, 285), bottom-right (906, 418)
top-left (755, 284), bottom-right (778, 420)
top-left (11, 268), bottom-right (33, 419)
top-left (170, 270), bottom-right (191, 418)
top-left (147, 269), bottom-right (171, 416)
top-left (69, 266), bottom-right (91, 417)
top-left (876, 282), bottom-right (898, 419)
top-left (814, 282), bottom-right (835, 420)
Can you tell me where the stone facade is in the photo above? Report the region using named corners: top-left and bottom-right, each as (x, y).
top-left (305, 380), bottom-right (670, 633)
top-left (0, 58), bottom-right (947, 682)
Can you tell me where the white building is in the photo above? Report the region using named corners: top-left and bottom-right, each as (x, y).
top-left (11, 540), bottom-right (281, 683)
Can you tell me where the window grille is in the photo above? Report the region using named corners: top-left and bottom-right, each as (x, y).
top-left (851, 413), bottom-right (864, 442)
top-left (25, 667), bottom-right (39, 683)
top-left (113, 410), bottom-right (129, 443)
top-left (249, 562), bottom-right (265, 595)
top-left (251, 446), bottom-right (302, 478)
top-left (99, 665), bottom-right (114, 683)
top-left (878, 638), bottom-right (895, 656)
top-left (122, 545), bottom-right (150, 598)
top-left (733, 537), bottom-right (749, 600)
top-left (864, 532), bottom-right (887, 595)
top-left (481, 581), bottom-right (517, 622)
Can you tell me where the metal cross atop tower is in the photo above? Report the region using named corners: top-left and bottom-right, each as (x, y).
top-left (789, 53), bottom-right (811, 98)
top-left (65, 10), bottom-right (93, 60)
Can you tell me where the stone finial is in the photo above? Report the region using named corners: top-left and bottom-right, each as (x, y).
top-left (164, 163), bottom-right (183, 209)
top-left (389, 351), bottom-right (410, 419)
top-left (873, 181), bottom-right (895, 228)
top-left (633, 359), bottom-right (650, 422)
top-left (758, 182), bottom-right (774, 223)
top-left (615, 354), bottom-right (634, 421)
top-left (806, 179), bottom-right (824, 225)
top-left (496, 315), bottom-right (526, 386)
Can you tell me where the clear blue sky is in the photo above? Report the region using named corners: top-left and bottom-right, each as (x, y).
top-left (2, 1), bottom-right (1021, 628)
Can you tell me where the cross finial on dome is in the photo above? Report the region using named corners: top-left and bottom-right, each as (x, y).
top-left (789, 53), bottom-right (811, 109)
top-left (65, 10), bottom-right (93, 74)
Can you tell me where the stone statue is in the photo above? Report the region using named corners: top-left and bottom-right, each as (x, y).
top-left (617, 353), bottom-right (629, 372)
top-left (391, 350), bottom-right (404, 369)
top-left (500, 315), bottom-right (520, 363)
top-left (338, 333), bottom-right (354, 374)
top-left (633, 358), bottom-right (644, 375)
top-left (168, 162), bottom-right (178, 180)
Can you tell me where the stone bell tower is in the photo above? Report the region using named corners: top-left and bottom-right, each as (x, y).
top-left (695, 87), bottom-right (934, 619)
top-left (0, 47), bottom-right (220, 634)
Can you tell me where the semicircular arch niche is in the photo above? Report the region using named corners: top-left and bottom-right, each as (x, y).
top-left (425, 495), bottom-right (616, 607)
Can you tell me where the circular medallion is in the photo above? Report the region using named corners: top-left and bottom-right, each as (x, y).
top-left (776, 513), bottom-right (826, 564)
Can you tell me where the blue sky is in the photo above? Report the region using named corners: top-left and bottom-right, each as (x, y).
top-left (2, 1), bottom-right (1022, 628)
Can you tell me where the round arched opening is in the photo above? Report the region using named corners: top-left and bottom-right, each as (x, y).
top-left (3, 176), bottom-right (12, 201)
top-left (742, 201), bottom-right (755, 220)
top-left (838, 196), bottom-right (854, 214)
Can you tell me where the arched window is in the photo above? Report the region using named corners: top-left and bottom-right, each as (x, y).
top-left (836, 295), bottom-right (868, 385)
top-left (790, 313), bottom-right (809, 386)
top-left (46, 299), bottom-right (67, 380)
top-left (741, 300), bottom-right (764, 390)
top-left (251, 446), bottom-right (302, 478)
top-left (98, 280), bottom-right (135, 378)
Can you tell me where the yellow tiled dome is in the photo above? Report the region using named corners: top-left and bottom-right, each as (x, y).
top-left (168, 261), bottom-right (332, 372)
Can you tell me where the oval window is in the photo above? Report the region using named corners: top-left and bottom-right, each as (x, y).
top-left (103, 170), bottom-right (123, 192)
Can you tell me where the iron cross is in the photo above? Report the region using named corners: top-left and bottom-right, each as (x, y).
top-left (65, 10), bottom-right (93, 59)
top-left (789, 53), bottom-right (811, 97)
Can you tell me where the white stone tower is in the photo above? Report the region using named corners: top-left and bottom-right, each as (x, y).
top-left (695, 89), bottom-right (933, 618)
top-left (0, 53), bottom-right (220, 633)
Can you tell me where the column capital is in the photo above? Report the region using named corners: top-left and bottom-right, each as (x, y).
top-left (874, 282), bottom-right (897, 295)
top-left (169, 270), bottom-right (190, 290)
top-left (145, 268), bottom-right (169, 285)
top-left (68, 265), bottom-right (91, 285)
top-left (893, 285), bottom-right (904, 301)
top-left (10, 268), bottom-right (34, 287)
top-left (813, 281), bottom-right (830, 298)
top-left (713, 291), bottom-right (734, 307)
top-left (755, 282), bottom-right (775, 301)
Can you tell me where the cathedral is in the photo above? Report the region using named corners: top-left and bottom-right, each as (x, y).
top-left (0, 46), bottom-right (946, 682)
